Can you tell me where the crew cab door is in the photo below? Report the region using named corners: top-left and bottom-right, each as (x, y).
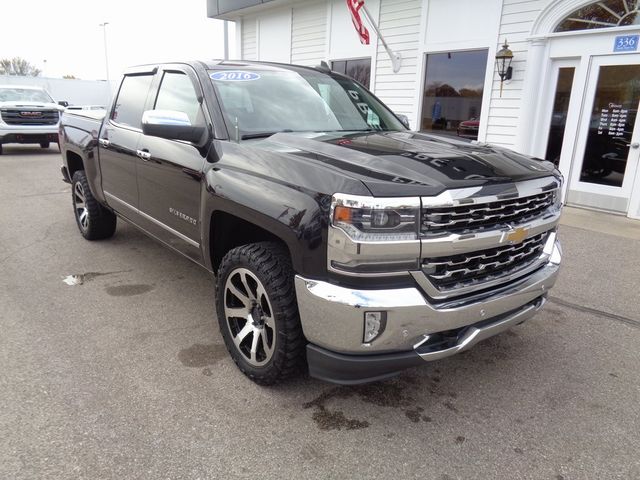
top-left (99, 71), bottom-right (155, 217)
top-left (136, 66), bottom-right (208, 262)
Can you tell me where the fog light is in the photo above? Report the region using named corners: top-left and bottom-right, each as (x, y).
top-left (363, 311), bottom-right (387, 343)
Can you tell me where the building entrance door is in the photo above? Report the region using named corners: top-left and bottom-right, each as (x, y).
top-left (567, 54), bottom-right (640, 214)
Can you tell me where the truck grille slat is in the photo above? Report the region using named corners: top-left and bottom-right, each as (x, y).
top-left (423, 233), bottom-right (547, 291)
top-left (0, 108), bottom-right (60, 125)
top-left (421, 191), bottom-right (555, 235)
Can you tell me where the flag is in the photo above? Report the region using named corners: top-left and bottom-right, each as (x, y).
top-left (346, 0), bottom-right (370, 45)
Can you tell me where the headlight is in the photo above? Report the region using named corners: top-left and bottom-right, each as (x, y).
top-left (330, 194), bottom-right (420, 241)
top-left (551, 175), bottom-right (564, 210)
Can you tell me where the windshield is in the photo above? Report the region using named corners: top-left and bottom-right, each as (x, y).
top-left (209, 68), bottom-right (405, 138)
top-left (0, 87), bottom-right (54, 103)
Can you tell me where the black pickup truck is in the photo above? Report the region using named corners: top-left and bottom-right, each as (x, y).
top-left (59, 60), bottom-right (563, 385)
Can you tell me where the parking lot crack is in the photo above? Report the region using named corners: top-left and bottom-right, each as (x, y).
top-left (549, 296), bottom-right (640, 329)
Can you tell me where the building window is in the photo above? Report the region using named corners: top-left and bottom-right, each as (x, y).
top-left (545, 67), bottom-right (576, 166)
top-left (555, 1), bottom-right (640, 32)
top-left (331, 58), bottom-right (371, 88)
top-left (420, 50), bottom-right (488, 140)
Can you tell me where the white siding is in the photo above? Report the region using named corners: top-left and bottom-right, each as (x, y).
top-left (373, 0), bottom-right (422, 123)
top-left (484, 0), bottom-right (547, 148)
top-left (257, 11), bottom-right (293, 63)
top-left (241, 18), bottom-right (257, 60)
top-left (291, 1), bottom-right (327, 66)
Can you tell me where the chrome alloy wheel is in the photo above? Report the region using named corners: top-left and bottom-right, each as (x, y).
top-left (73, 182), bottom-right (89, 231)
top-left (223, 268), bottom-right (276, 367)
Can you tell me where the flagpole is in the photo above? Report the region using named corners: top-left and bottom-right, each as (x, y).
top-left (360, 4), bottom-right (402, 73)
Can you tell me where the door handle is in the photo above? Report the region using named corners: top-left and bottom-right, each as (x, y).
top-left (99, 138), bottom-right (110, 147)
top-left (136, 149), bottom-right (151, 161)
top-left (626, 142), bottom-right (639, 149)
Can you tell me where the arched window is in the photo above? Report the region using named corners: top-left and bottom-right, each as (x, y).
top-left (555, 0), bottom-right (640, 32)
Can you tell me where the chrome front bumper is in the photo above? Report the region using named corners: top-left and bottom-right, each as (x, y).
top-left (0, 123), bottom-right (60, 139)
top-left (295, 239), bottom-right (561, 357)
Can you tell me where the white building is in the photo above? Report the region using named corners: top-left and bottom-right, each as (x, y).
top-left (208, 0), bottom-right (640, 219)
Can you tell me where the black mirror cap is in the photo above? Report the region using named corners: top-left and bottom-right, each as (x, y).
top-left (396, 114), bottom-right (410, 130)
top-left (58, 101), bottom-right (69, 107)
top-left (142, 122), bottom-right (206, 144)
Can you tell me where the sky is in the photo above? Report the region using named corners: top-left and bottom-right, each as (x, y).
top-left (1, 0), bottom-right (235, 81)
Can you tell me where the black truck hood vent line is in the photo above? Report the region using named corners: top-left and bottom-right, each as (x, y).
top-left (265, 131), bottom-right (556, 197)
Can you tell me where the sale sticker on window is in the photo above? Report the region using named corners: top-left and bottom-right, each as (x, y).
top-left (614, 35), bottom-right (639, 52)
top-left (210, 71), bottom-right (261, 81)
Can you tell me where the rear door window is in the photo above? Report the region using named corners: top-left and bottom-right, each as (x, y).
top-left (111, 74), bottom-right (154, 129)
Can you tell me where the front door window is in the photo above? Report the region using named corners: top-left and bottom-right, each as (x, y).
top-left (579, 64), bottom-right (640, 187)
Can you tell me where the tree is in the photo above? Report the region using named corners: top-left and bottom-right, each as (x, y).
top-left (63, 74), bottom-right (78, 79)
top-left (0, 57), bottom-right (41, 76)
top-left (425, 82), bottom-right (460, 98)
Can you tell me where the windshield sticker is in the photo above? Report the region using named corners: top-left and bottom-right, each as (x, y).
top-left (210, 71), bottom-right (261, 82)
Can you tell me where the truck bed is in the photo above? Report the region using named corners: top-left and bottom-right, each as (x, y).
top-left (60, 109), bottom-right (106, 133)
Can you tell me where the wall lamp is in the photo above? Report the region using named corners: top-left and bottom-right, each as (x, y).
top-left (496, 40), bottom-right (513, 97)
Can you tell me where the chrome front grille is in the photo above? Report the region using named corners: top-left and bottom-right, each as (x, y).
top-left (422, 233), bottom-right (547, 292)
top-left (421, 191), bottom-right (555, 236)
top-left (0, 108), bottom-right (60, 125)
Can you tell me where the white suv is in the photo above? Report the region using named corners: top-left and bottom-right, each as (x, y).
top-left (0, 85), bottom-right (65, 154)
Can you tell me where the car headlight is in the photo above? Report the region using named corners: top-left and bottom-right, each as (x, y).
top-left (552, 175), bottom-right (564, 210)
top-left (330, 194), bottom-right (420, 242)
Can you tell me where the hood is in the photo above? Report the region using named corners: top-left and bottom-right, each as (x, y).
top-left (0, 100), bottom-right (63, 111)
top-left (258, 131), bottom-right (558, 197)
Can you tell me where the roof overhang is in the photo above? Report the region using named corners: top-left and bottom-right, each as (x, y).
top-left (206, 0), bottom-right (300, 20)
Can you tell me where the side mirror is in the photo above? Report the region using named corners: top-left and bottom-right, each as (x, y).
top-left (396, 114), bottom-right (410, 130)
top-left (141, 110), bottom-right (206, 143)
top-left (58, 101), bottom-right (69, 107)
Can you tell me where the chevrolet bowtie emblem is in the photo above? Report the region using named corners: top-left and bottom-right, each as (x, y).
top-left (505, 226), bottom-right (528, 244)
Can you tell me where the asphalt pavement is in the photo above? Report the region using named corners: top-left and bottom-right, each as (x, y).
top-left (1, 145), bottom-right (639, 479)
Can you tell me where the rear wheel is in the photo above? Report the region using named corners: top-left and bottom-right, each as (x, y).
top-left (71, 170), bottom-right (117, 240)
top-left (216, 242), bottom-right (306, 384)
top-left (0, 144), bottom-right (3, 155)
top-left (40, 142), bottom-right (50, 149)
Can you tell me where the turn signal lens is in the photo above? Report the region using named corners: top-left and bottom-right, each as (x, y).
top-left (333, 205), bottom-right (353, 223)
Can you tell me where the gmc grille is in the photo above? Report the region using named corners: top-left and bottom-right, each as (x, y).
top-left (422, 232), bottom-right (547, 292)
top-left (0, 109), bottom-right (60, 126)
top-left (421, 191), bottom-right (555, 236)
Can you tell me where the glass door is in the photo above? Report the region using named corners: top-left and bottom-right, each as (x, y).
top-left (567, 54), bottom-right (640, 213)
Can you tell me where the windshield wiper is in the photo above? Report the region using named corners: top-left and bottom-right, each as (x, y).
top-left (241, 129), bottom-right (294, 140)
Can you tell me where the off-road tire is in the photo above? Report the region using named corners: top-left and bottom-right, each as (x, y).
top-left (40, 142), bottom-right (50, 149)
top-left (216, 242), bottom-right (306, 385)
top-left (71, 170), bottom-right (117, 240)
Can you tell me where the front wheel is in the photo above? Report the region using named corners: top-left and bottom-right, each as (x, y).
top-left (216, 242), bottom-right (306, 384)
top-left (71, 170), bottom-right (117, 240)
